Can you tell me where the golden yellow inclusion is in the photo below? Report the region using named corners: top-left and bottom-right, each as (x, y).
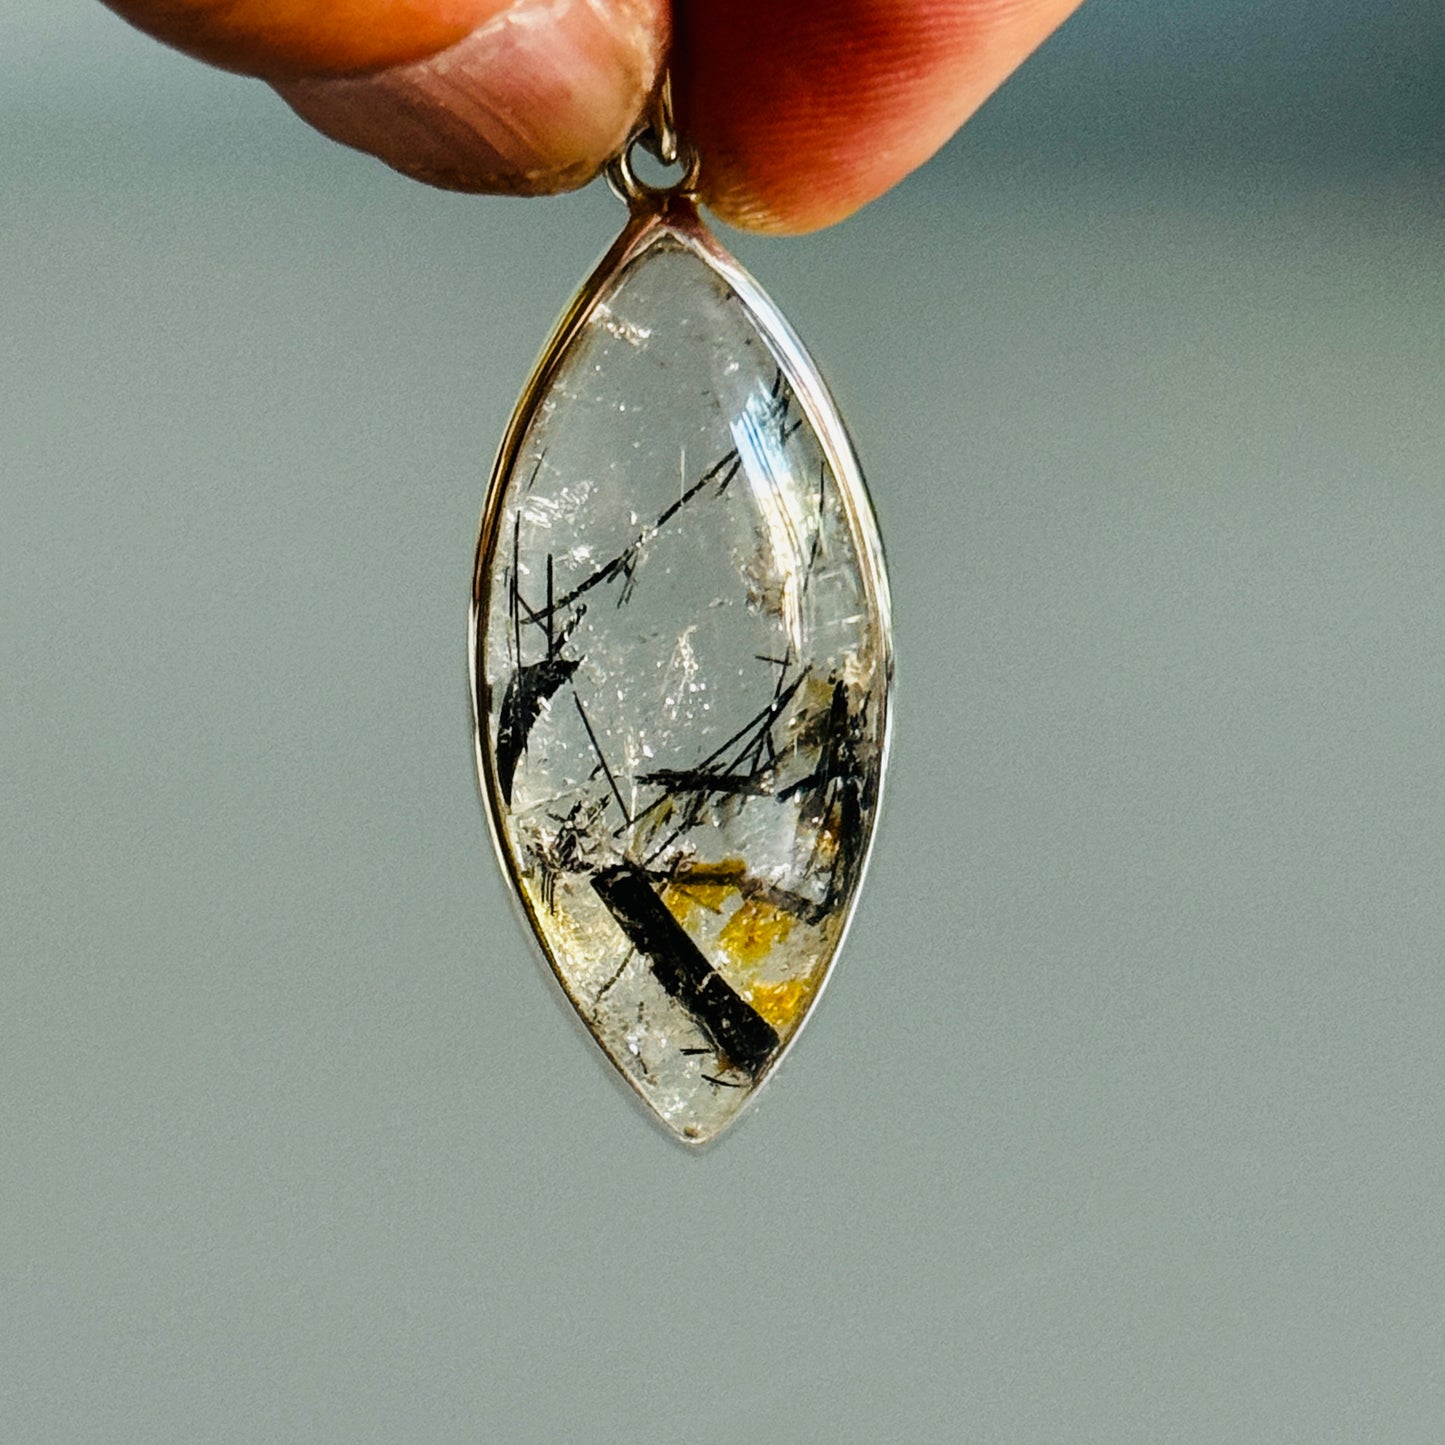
top-left (742, 973), bottom-right (820, 1031)
top-left (718, 897), bottom-right (794, 965)
top-left (661, 869), bottom-right (739, 926)
top-left (662, 859), bottom-right (798, 962)
top-left (656, 857), bottom-right (822, 1032)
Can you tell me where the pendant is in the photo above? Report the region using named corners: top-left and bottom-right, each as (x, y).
top-left (469, 126), bottom-right (893, 1144)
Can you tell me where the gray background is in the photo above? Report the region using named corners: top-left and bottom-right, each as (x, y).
top-left (3, 3), bottom-right (1442, 1440)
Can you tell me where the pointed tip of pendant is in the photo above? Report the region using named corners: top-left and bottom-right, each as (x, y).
top-left (654, 1070), bottom-right (774, 1147)
top-left (663, 1109), bottom-right (744, 1149)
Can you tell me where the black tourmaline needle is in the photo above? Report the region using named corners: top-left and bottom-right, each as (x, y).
top-left (591, 860), bottom-right (779, 1076)
top-left (493, 652), bottom-right (581, 805)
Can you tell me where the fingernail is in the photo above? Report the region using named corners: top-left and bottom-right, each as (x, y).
top-left (272, 0), bottom-right (665, 195)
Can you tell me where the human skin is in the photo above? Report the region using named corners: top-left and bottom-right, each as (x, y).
top-left (102, 0), bottom-right (1085, 233)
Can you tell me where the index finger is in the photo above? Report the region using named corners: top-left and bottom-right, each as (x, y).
top-left (681, 0), bottom-right (1088, 233)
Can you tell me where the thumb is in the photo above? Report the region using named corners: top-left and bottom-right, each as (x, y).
top-left (105, 0), bottom-right (666, 196)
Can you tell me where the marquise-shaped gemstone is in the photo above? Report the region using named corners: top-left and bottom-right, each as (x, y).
top-left (471, 200), bottom-right (892, 1143)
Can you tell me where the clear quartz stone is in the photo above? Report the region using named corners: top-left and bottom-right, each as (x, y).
top-left (475, 216), bottom-right (891, 1143)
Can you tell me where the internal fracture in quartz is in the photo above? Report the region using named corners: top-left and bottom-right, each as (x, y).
top-left (479, 235), bottom-right (889, 1142)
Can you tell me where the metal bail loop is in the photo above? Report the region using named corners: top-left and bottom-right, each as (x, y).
top-left (606, 71), bottom-right (701, 207)
top-left (639, 71), bottom-right (680, 166)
